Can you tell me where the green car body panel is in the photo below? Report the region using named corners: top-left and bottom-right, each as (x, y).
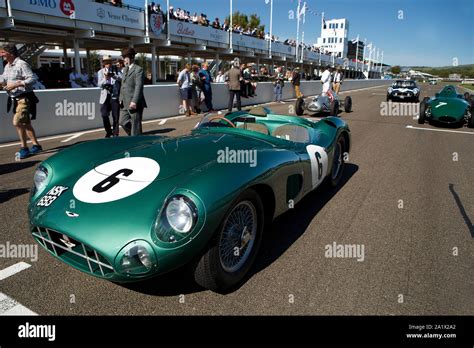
top-left (28, 109), bottom-right (350, 282)
top-left (424, 85), bottom-right (471, 124)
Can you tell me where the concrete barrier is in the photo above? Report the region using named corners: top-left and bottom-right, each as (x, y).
top-left (0, 80), bottom-right (391, 144)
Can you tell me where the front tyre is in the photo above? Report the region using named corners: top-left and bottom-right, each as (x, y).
top-left (344, 96), bottom-right (352, 113)
top-left (330, 100), bottom-right (339, 116)
top-left (193, 189), bottom-right (264, 292)
top-left (418, 100), bottom-right (426, 124)
top-left (329, 135), bottom-right (346, 188)
top-left (295, 97), bottom-right (305, 116)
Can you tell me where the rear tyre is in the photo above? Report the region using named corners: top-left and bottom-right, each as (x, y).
top-left (468, 105), bottom-right (474, 128)
top-left (344, 96), bottom-right (352, 113)
top-left (295, 97), bottom-right (305, 116)
top-left (418, 100), bottom-right (426, 124)
top-left (329, 135), bottom-right (346, 188)
top-left (193, 189), bottom-right (264, 293)
top-left (330, 100), bottom-right (339, 116)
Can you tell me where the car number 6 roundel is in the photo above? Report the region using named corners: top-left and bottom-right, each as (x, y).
top-left (73, 157), bottom-right (160, 204)
top-left (306, 145), bottom-right (328, 189)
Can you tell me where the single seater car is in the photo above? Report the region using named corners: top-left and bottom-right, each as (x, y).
top-left (386, 80), bottom-right (420, 102)
top-left (418, 85), bottom-right (474, 127)
top-left (29, 107), bottom-right (351, 292)
top-left (295, 92), bottom-right (352, 116)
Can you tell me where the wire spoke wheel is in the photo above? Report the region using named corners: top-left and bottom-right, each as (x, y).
top-left (331, 140), bottom-right (343, 181)
top-left (219, 201), bottom-right (257, 273)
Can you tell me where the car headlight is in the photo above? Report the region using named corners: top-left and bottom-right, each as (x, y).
top-left (413, 88), bottom-right (419, 94)
top-left (116, 240), bottom-right (156, 275)
top-left (388, 87), bottom-right (393, 93)
top-left (165, 196), bottom-right (196, 233)
top-left (33, 166), bottom-right (48, 193)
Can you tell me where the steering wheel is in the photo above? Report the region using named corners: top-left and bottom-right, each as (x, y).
top-left (207, 116), bottom-right (236, 128)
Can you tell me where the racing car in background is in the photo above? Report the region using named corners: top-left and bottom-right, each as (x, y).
top-left (418, 85), bottom-right (474, 127)
top-left (29, 106), bottom-right (351, 293)
top-left (295, 92), bottom-right (352, 116)
top-left (386, 80), bottom-right (420, 102)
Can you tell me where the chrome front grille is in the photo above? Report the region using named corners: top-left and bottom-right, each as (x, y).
top-left (32, 226), bottom-right (114, 277)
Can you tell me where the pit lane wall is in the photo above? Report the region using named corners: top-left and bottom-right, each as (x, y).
top-left (0, 80), bottom-right (391, 143)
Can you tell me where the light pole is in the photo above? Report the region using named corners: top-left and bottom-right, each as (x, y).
top-left (295, 0), bottom-right (301, 62)
top-left (354, 34), bottom-right (359, 77)
top-left (268, 0), bottom-right (273, 58)
top-left (166, 0), bottom-right (170, 43)
top-left (229, 0), bottom-right (233, 52)
top-left (380, 50), bottom-right (384, 74)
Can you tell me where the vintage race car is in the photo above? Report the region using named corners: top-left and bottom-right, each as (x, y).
top-left (29, 107), bottom-right (351, 292)
top-left (418, 85), bottom-right (474, 127)
top-left (295, 92), bottom-right (352, 116)
top-left (386, 80), bottom-right (420, 102)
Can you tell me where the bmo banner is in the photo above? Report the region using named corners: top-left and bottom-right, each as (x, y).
top-left (11, 0), bottom-right (144, 29)
top-left (169, 20), bottom-right (228, 44)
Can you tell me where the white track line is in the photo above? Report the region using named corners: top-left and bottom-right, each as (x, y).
top-left (158, 119), bottom-right (167, 125)
top-left (0, 115), bottom-right (187, 148)
top-left (60, 132), bottom-right (85, 143)
top-left (0, 262), bottom-right (37, 315)
top-left (406, 125), bottom-right (474, 135)
top-left (0, 292), bottom-right (37, 315)
top-left (0, 262), bottom-right (31, 281)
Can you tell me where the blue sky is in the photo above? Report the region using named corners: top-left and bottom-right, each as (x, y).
top-left (131, 0), bottom-right (474, 67)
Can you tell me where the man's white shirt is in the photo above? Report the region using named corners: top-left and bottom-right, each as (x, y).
top-left (321, 70), bottom-right (332, 93)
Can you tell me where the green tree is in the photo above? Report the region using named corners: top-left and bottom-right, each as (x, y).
top-left (225, 11), bottom-right (264, 32)
top-left (390, 65), bottom-right (401, 74)
top-left (136, 53), bottom-right (149, 75)
top-left (87, 51), bottom-right (101, 75)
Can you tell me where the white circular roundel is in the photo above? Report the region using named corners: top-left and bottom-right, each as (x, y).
top-left (73, 157), bottom-right (160, 204)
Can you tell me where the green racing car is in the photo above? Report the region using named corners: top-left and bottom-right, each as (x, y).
top-left (29, 107), bottom-right (351, 292)
top-left (418, 85), bottom-right (474, 127)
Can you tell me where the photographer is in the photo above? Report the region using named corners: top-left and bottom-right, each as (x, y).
top-left (98, 55), bottom-right (121, 137)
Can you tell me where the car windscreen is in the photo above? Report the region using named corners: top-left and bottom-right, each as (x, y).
top-left (393, 81), bottom-right (416, 88)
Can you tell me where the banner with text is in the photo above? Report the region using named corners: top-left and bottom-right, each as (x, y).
top-left (10, 0), bottom-right (144, 30)
top-left (169, 19), bottom-right (228, 44)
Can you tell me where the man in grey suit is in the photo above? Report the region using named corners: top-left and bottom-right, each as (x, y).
top-left (119, 48), bottom-right (147, 136)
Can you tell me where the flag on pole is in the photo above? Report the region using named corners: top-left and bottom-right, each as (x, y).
top-left (298, 2), bottom-right (306, 24)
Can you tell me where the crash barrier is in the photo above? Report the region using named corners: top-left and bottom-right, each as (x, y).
top-left (0, 79), bottom-right (391, 143)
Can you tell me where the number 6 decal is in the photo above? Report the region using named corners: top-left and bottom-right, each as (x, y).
top-left (73, 157), bottom-right (160, 204)
top-left (306, 145), bottom-right (328, 189)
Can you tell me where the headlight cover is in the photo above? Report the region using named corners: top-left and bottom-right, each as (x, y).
top-left (165, 196), bottom-right (196, 233)
top-left (388, 87), bottom-right (393, 93)
top-left (154, 194), bottom-right (200, 244)
top-left (116, 240), bottom-right (157, 276)
top-left (33, 166), bottom-right (49, 193)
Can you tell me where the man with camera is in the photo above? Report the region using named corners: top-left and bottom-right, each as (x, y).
top-left (98, 55), bottom-right (122, 137)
